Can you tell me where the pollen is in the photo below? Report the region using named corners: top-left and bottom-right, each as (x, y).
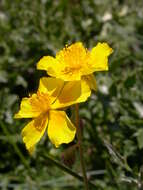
top-left (57, 42), bottom-right (87, 68)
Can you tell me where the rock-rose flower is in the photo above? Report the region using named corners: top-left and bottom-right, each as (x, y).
top-left (14, 77), bottom-right (91, 153)
top-left (37, 42), bottom-right (113, 91)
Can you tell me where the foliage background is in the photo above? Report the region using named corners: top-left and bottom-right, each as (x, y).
top-left (0, 0), bottom-right (143, 189)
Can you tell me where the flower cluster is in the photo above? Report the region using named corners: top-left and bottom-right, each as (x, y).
top-left (15, 42), bottom-right (113, 153)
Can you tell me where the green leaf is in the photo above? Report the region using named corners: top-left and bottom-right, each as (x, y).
top-left (0, 70), bottom-right (8, 83)
top-left (136, 129), bottom-right (143, 149)
top-left (124, 74), bottom-right (136, 88)
top-left (109, 83), bottom-right (117, 97)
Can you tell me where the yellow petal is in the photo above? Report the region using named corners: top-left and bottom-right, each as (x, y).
top-left (89, 42), bottom-right (113, 72)
top-left (37, 56), bottom-right (59, 77)
top-left (83, 74), bottom-right (97, 91)
top-left (48, 110), bottom-right (76, 147)
top-left (14, 96), bottom-right (42, 119)
top-left (29, 146), bottom-right (35, 154)
top-left (38, 77), bottom-right (64, 97)
top-left (51, 79), bottom-right (91, 109)
top-left (55, 69), bottom-right (82, 81)
top-left (22, 113), bottom-right (49, 152)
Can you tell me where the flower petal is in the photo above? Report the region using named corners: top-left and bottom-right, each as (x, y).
top-left (22, 113), bottom-right (49, 152)
top-left (83, 74), bottom-right (97, 91)
top-left (37, 56), bottom-right (59, 77)
top-left (38, 77), bottom-right (64, 96)
top-left (89, 42), bottom-right (113, 71)
top-left (51, 79), bottom-right (91, 109)
top-left (48, 110), bottom-right (76, 147)
top-left (14, 96), bottom-right (42, 119)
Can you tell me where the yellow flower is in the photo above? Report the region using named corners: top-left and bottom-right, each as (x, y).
top-left (37, 42), bottom-right (113, 90)
top-left (14, 77), bottom-right (91, 153)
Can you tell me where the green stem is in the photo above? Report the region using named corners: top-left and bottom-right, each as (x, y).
top-left (43, 153), bottom-right (83, 181)
top-left (75, 104), bottom-right (89, 190)
top-left (43, 153), bottom-right (96, 188)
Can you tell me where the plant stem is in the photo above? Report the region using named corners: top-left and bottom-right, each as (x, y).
top-left (75, 104), bottom-right (89, 190)
top-left (43, 153), bottom-right (96, 188)
top-left (44, 153), bottom-right (83, 181)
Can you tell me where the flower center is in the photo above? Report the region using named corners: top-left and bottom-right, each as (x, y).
top-left (30, 92), bottom-right (51, 113)
top-left (62, 66), bottom-right (81, 76)
top-left (34, 112), bottom-right (48, 132)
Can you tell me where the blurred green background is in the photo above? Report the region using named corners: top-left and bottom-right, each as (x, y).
top-left (0, 0), bottom-right (143, 189)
